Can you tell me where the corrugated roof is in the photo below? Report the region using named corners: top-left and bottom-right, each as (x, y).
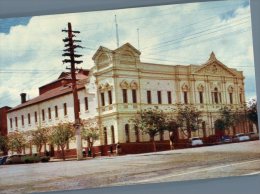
top-left (8, 80), bottom-right (86, 113)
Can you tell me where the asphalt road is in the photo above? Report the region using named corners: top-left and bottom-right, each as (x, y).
top-left (0, 141), bottom-right (260, 194)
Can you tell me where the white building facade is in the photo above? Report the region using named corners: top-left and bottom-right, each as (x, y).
top-left (7, 43), bottom-right (249, 155)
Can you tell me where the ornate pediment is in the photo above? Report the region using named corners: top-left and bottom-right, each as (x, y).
top-left (194, 52), bottom-right (237, 77)
top-left (195, 62), bottom-right (236, 77)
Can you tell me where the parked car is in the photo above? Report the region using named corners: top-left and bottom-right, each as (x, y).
top-left (246, 132), bottom-right (259, 140)
top-left (5, 154), bottom-right (27, 164)
top-left (0, 155), bottom-right (8, 165)
top-left (233, 133), bottom-right (250, 142)
top-left (221, 135), bottom-right (232, 143)
top-left (189, 137), bottom-right (203, 146)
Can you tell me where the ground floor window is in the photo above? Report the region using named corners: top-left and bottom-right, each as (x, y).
top-left (104, 127), bottom-right (108, 145)
top-left (111, 125), bottom-right (115, 144)
top-left (135, 125), bottom-right (140, 142)
top-left (125, 124), bottom-right (130, 143)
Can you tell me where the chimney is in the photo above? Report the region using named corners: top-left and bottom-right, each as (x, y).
top-left (20, 93), bottom-right (26, 104)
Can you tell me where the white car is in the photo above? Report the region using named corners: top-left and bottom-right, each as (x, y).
top-left (189, 137), bottom-right (203, 146)
top-left (234, 133), bottom-right (250, 142)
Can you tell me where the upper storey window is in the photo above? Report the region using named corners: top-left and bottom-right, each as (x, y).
top-left (122, 89), bottom-right (128, 103)
top-left (212, 87), bottom-right (222, 104)
top-left (147, 90), bottom-right (152, 104)
top-left (182, 84), bottom-right (189, 104)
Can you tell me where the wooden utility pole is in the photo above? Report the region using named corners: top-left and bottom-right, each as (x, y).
top-left (62, 22), bottom-right (83, 160)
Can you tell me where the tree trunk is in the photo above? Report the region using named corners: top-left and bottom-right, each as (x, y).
top-left (150, 136), bottom-right (156, 152)
top-left (256, 122), bottom-right (259, 134)
top-left (38, 145), bottom-right (42, 156)
top-left (169, 132), bottom-right (173, 150)
top-left (188, 129), bottom-right (192, 139)
top-left (61, 146), bottom-right (65, 161)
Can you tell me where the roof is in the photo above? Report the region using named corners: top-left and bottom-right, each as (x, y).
top-left (8, 82), bottom-right (86, 113)
top-left (40, 70), bottom-right (89, 89)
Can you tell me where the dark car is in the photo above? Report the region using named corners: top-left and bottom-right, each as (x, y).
top-left (221, 135), bottom-right (232, 143)
top-left (0, 155), bottom-right (8, 165)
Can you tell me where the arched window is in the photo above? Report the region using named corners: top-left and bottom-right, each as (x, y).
top-left (182, 84), bottom-right (189, 104)
top-left (134, 125), bottom-right (140, 142)
top-left (214, 88), bottom-right (218, 104)
top-left (212, 87), bottom-right (221, 104)
top-left (111, 125), bottom-right (115, 144)
top-left (198, 84), bottom-right (204, 104)
top-left (202, 121), bottom-right (206, 138)
top-left (103, 127), bottom-right (108, 145)
top-left (228, 86), bottom-right (234, 104)
top-left (125, 124), bottom-right (130, 143)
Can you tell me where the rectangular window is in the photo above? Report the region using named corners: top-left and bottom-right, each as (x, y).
top-left (15, 117), bottom-right (18, 127)
top-left (63, 103), bottom-right (67, 116)
top-left (147, 90), bottom-right (152, 104)
top-left (229, 93), bottom-right (233, 104)
top-left (42, 109), bottom-right (45, 121)
top-left (55, 106), bottom-right (58, 118)
top-left (219, 93), bottom-right (222, 103)
top-left (167, 91), bottom-right (172, 104)
top-left (34, 111), bottom-right (37, 123)
top-left (101, 92), bottom-right (105, 106)
top-left (132, 89), bottom-right (137, 103)
top-left (48, 107), bottom-right (51, 119)
top-left (199, 92), bottom-right (203, 104)
top-left (28, 113), bottom-right (31, 124)
top-left (108, 90), bottom-right (113, 104)
top-left (10, 118), bottom-right (13, 128)
top-left (21, 115), bottom-right (24, 126)
top-left (184, 92), bottom-right (188, 104)
top-left (239, 93), bottom-right (243, 104)
top-left (85, 97), bottom-right (89, 111)
top-left (214, 92), bottom-right (218, 104)
top-left (123, 89), bottom-right (128, 103)
top-left (157, 91), bottom-right (162, 104)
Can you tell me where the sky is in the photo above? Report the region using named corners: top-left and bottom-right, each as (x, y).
top-left (0, 0), bottom-right (256, 108)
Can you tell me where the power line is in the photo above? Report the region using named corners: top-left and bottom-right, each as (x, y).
top-left (143, 16), bottom-right (250, 51)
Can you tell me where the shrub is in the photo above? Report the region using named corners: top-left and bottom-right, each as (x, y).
top-left (40, 156), bottom-right (50, 162)
top-left (22, 155), bottom-right (41, 163)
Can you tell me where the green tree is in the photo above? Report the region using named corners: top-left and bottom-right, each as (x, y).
top-left (81, 126), bottom-right (99, 148)
top-left (164, 117), bottom-right (179, 149)
top-left (30, 127), bottom-right (50, 155)
top-left (130, 108), bottom-right (167, 152)
top-left (214, 119), bottom-right (225, 132)
top-left (247, 99), bottom-right (259, 133)
top-left (49, 123), bottom-right (74, 160)
top-left (0, 135), bottom-right (8, 155)
top-left (215, 106), bottom-right (236, 135)
top-left (176, 105), bottom-right (202, 139)
top-left (7, 131), bottom-right (27, 154)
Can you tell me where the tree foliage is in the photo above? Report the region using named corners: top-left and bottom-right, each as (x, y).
top-left (0, 134), bottom-right (8, 154)
top-left (176, 105), bottom-right (202, 138)
top-left (30, 127), bottom-right (51, 154)
top-left (81, 126), bottom-right (99, 148)
top-left (214, 119), bottom-right (225, 131)
top-left (247, 99), bottom-right (258, 132)
top-left (215, 106), bottom-right (236, 134)
top-left (49, 123), bottom-right (74, 160)
top-left (7, 131), bottom-right (27, 154)
top-left (130, 108), bottom-right (168, 151)
top-left (164, 118), bottom-right (180, 149)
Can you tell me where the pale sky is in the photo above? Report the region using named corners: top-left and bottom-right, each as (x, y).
top-left (0, 0), bottom-right (256, 108)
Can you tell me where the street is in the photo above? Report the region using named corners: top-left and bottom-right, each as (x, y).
top-left (0, 141), bottom-right (260, 194)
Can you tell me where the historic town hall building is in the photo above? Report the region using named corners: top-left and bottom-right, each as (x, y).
top-left (6, 43), bottom-right (249, 154)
